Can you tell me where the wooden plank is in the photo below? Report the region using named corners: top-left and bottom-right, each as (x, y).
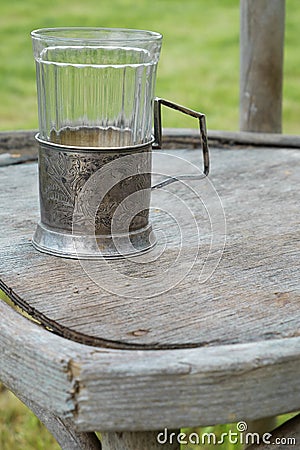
top-left (0, 301), bottom-right (78, 419)
top-left (0, 152), bottom-right (37, 167)
top-left (2, 129), bottom-right (300, 163)
top-left (0, 147), bottom-right (299, 348)
top-left (240, 0), bottom-right (285, 132)
top-left (0, 130), bottom-right (38, 153)
top-left (164, 128), bottom-right (300, 149)
top-left (74, 341), bottom-right (300, 431)
top-left (1, 300), bottom-right (300, 432)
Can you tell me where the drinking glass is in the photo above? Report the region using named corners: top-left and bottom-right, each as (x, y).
top-left (31, 27), bottom-right (162, 148)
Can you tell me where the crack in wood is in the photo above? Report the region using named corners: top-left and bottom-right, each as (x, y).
top-left (0, 280), bottom-right (215, 351)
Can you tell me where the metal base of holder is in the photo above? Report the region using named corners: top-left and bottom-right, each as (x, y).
top-left (32, 222), bottom-right (156, 259)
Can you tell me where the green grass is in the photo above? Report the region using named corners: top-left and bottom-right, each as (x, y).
top-left (0, 385), bottom-right (60, 450)
top-left (0, 0), bottom-right (300, 133)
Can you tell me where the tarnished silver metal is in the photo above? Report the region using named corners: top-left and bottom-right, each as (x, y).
top-left (32, 128), bottom-right (155, 259)
top-left (32, 99), bottom-right (210, 260)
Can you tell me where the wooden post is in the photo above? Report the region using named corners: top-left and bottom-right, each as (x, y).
top-left (101, 431), bottom-right (180, 450)
top-left (240, 0), bottom-right (285, 133)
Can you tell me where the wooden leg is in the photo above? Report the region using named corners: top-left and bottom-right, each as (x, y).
top-left (101, 430), bottom-right (180, 450)
top-left (6, 387), bottom-right (101, 450)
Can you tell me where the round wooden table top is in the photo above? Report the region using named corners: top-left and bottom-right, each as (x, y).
top-left (0, 145), bottom-right (299, 350)
top-left (1, 141), bottom-right (300, 431)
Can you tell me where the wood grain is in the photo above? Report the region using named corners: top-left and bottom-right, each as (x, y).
top-left (0, 147), bottom-right (299, 349)
top-left (1, 129), bottom-right (300, 159)
top-left (1, 299), bottom-right (300, 431)
top-left (240, 0), bottom-right (285, 132)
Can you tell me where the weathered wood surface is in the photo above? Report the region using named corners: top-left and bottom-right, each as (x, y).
top-left (1, 299), bottom-right (300, 432)
top-left (1, 144), bottom-right (300, 432)
top-left (101, 431), bottom-right (180, 450)
top-left (247, 414), bottom-right (300, 449)
top-left (0, 147), bottom-right (299, 348)
top-left (240, 0), bottom-right (285, 132)
top-left (0, 130), bottom-right (38, 153)
top-left (2, 129), bottom-right (300, 161)
top-left (166, 128), bottom-right (300, 149)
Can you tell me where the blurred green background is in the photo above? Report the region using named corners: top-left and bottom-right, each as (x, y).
top-left (1, 1), bottom-right (300, 449)
top-left (0, 0), bottom-right (299, 133)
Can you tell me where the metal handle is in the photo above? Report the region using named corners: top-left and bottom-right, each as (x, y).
top-left (152, 97), bottom-right (210, 190)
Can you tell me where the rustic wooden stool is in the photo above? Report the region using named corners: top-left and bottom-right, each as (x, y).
top-left (0, 130), bottom-right (300, 449)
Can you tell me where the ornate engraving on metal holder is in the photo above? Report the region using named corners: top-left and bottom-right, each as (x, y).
top-left (39, 143), bottom-right (151, 236)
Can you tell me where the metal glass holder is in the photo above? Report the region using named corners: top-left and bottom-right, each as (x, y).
top-left (32, 98), bottom-right (210, 259)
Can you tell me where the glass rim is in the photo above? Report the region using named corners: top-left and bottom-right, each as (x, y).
top-left (31, 27), bottom-right (162, 43)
